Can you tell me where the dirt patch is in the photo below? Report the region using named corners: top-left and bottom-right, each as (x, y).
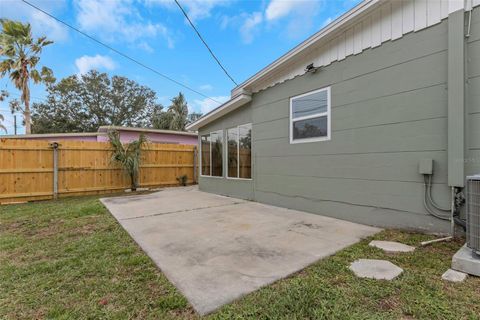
top-left (378, 295), bottom-right (401, 311)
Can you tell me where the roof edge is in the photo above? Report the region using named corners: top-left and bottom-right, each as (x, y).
top-left (97, 126), bottom-right (198, 136)
top-left (186, 93), bottom-right (252, 131)
top-left (231, 0), bottom-right (380, 95)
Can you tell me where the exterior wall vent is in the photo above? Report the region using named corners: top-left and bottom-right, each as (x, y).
top-left (466, 176), bottom-right (480, 254)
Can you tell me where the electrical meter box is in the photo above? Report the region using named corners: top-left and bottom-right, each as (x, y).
top-left (419, 158), bottom-right (433, 175)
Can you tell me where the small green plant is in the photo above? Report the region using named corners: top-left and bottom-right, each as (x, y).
top-left (108, 130), bottom-right (146, 191)
top-left (176, 174), bottom-right (188, 186)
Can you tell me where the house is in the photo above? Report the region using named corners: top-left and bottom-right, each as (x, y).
top-left (187, 0), bottom-right (480, 233)
top-left (2, 126), bottom-right (198, 145)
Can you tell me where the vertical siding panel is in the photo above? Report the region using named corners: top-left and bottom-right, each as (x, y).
top-left (337, 32), bottom-right (346, 60)
top-left (329, 38), bottom-right (338, 63)
top-left (345, 27), bottom-right (354, 56)
top-left (371, 9), bottom-right (382, 47)
top-left (381, 2), bottom-right (392, 42)
top-left (391, 0), bottom-right (403, 40)
top-left (440, 0), bottom-right (449, 19)
top-left (427, 0), bottom-right (442, 26)
top-left (402, 0), bottom-right (415, 33)
top-left (324, 42), bottom-right (332, 65)
top-left (361, 15), bottom-right (372, 49)
top-left (354, 22), bottom-right (363, 54)
top-left (414, 0), bottom-right (428, 31)
top-left (448, 1), bottom-right (464, 14)
top-left (315, 45), bottom-right (325, 66)
top-left (319, 45), bottom-right (328, 66)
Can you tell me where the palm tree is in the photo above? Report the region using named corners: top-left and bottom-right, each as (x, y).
top-left (0, 19), bottom-right (55, 134)
top-left (152, 92), bottom-right (189, 131)
top-left (108, 130), bottom-right (147, 191)
top-left (169, 92), bottom-right (188, 131)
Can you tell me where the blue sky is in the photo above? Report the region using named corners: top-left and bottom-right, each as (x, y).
top-left (0, 0), bottom-right (360, 135)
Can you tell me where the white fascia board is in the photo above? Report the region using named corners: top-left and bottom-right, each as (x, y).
top-left (186, 94), bottom-right (252, 131)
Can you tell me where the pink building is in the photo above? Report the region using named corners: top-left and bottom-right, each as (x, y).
top-left (1, 126), bottom-right (198, 145)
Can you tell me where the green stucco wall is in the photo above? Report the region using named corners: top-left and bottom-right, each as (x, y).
top-left (197, 9), bottom-right (480, 233)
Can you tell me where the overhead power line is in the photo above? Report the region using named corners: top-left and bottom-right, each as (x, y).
top-left (20, 0), bottom-right (223, 105)
top-left (173, 0), bottom-right (237, 86)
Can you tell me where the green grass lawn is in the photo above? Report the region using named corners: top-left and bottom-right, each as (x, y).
top-left (1, 195), bottom-right (479, 319)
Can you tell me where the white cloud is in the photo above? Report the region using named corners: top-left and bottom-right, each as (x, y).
top-left (265, 0), bottom-right (322, 38)
top-left (146, 0), bottom-right (231, 21)
top-left (240, 12), bottom-right (263, 44)
top-left (0, 0), bottom-right (68, 42)
top-left (194, 95), bottom-right (229, 114)
top-left (137, 41), bottom-right (155, 53)
top-left (265, 0), bottom-right (294, 21)
top-left (199, 84), bottom-right (213, 91)
top-left (75, 0), bottom-right (174, 49)
top-left (75, 54), bottom-right (116, 75)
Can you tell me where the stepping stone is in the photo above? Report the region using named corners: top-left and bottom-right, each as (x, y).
top-left (350, 259), bottom-right (403, 280)
top-left (442, 269), bottom-right (468, 282)
top-left (369, 240), bottom-right (415, 253)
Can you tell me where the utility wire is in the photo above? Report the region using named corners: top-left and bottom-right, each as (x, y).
top-left (173, 0), bottom-right (237, 86)
top-left (21, 0), bottom-right (223, 105)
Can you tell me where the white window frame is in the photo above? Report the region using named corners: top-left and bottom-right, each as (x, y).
top-left (199, 129), bottom-right (223, 178)
top-left (226, 123), bottom-right (252, 181)
top-left (289, 86), bottom-right (331, 144)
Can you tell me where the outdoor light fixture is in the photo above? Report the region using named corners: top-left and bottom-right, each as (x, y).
top-left (305, 63), bottom-right (320, 74)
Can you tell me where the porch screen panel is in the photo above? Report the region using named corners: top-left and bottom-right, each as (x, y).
top-left (227, 128), bottom-right (238, 178)
top-left (239, 124), bottom-right (252, 179)
top-left (211, 131), bottom-right (223, 177)
top-left (201, 134), bottom-right (211, 175)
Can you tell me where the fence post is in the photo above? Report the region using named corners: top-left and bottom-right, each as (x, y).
top-left (193, 146), bottom-right (197, 184)
top-left (50, 142), bottom-right (59, 200)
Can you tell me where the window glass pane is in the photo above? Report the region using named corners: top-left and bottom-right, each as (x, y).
top-left (227, 128), bottom-right (238, 178)
top-left (292, 116), bottom-right (328, 140)
top-left (239, 124), bottom-right (252, 179)
top-left (292, 89), bottom-right (328, 119)
top-left (211, 131), bottom-right (223, 177)
top-left (201, 134), bottom-right (210, 175)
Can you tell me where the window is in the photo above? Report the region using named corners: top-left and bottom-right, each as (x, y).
top-left (200, 130), bottom-right (223, 177)
top-left (290, 87), bottom-right (331, 144)
top-left (227, 123), bottom-right (252, 179)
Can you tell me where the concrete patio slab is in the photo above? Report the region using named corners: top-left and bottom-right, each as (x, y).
top-left (101, 187), bottom-right (380, 315)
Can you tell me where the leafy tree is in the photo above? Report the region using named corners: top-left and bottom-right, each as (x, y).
top-left (0, 90), bottom-right (9, 133)
top-left (152, 92), bottom-right (200, 131)
top-left (0, 19), bottom-right (55, 134)
top-left (31, 70), bottom-right (162, 133)
top-left (108, 130), bottom-right (147, 191)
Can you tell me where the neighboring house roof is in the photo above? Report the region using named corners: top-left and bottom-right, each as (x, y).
top-left (97, 126), bottom-right (198, 136)
top-left (0, 132), bottom-right (100, 139)
top-left (1, 126), bottom-right (197, 139)
top-left (187, 0), bottom-right (479, 131)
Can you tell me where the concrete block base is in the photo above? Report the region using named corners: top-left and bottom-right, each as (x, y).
top-left (451, 244), bottom-right (480, 277)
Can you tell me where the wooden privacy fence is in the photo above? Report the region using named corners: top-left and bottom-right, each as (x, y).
top-left (0, 138), bottom-right (197, 204)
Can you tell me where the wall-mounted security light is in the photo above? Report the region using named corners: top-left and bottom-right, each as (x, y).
top-left (305, 63), bottom-right (320, 74)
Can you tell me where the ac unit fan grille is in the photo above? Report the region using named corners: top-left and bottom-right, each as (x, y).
top-left (466, 176), bottom-right (480, 253)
